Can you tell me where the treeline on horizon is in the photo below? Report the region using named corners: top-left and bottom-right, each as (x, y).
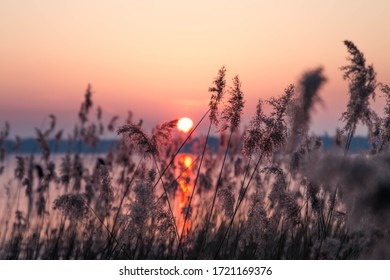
top-left (0, 136), bottom-right (372, 154)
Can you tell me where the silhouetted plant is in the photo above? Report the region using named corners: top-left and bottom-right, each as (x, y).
top-left (289, 68), bottom-right (326, 150)
top-left (378, 84), bottom-right (390, 152)
top-left (1, 41), bottom-right (390, 260)
top-left (340, 40), bottom-right (377, 153)
top-left (209, 66), bottom-right (227, 127)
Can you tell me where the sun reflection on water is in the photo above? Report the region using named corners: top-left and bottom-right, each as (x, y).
top-left (175, 154), bottom-right (193, 238)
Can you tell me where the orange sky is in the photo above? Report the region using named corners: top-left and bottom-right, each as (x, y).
top-left (1, 0), bottom-right (390, 137)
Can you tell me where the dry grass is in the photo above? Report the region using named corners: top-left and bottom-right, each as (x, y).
top-left (0, 41), bottom-right (390, 260)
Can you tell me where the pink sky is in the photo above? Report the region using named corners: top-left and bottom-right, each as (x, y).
top-left (1, 1), bottom-right (390, 137)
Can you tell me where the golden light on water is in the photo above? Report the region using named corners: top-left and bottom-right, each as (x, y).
top-left (183, 155), bottom-right (192, 169)
top-left (175, 154), bottom-right (194, 237)
top-left (177, 117), bottom-right (193, 133)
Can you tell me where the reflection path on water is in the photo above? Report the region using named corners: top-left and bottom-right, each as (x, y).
top-left (175, 154), bottom-right (193, 238)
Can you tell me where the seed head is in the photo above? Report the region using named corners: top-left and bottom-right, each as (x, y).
top-left (209, 66), bottom-right (227, 126)
top-left (221, 75), bottom-right (245, 132)
top-left (340, 40), bottom-right (377, 145)
top-left (53, 194), bottom-right (89, 221)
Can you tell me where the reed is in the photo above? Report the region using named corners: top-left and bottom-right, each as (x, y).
top-left (0, 41), bottom-right (389, 260)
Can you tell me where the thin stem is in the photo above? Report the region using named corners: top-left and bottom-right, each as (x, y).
top-left (106, 157), bottom-right (144, 258)
top-left (154, 155), bottom-right (200, 205)
top-left (214, 153), bottom-right (263, 259)
top-left (200, 131), bottom-right (234, 256)
top-left (83, 201), bottom-right (132, 259)
top-left (152, 109), bottom-right (210, 191)
top-left (318, 127), bottom-right (354, 258)
top-left (175, 122), bottom-right (212, 259)
top-left (152, 154), bottom-right (184, 258)
top-left (234, 156), bottom-right (252, 211)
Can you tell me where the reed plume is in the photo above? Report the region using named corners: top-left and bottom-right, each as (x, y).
top-left (221, 75), bottom-right (245, 132)
top-left (340, 40), bottom-right (377, 152)
top-left (289, 68), bottom-right (326, 150)
top-left (53, 194), bottom-right (89, 221)
top-left (209, 66), bottom-right (227, 127)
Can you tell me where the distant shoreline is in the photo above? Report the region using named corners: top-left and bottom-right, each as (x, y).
top-left (2, 136), bottom-right (371, 154)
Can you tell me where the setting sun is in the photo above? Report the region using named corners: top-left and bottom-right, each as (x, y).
top-left (177, 117), bottom-right (193, 133)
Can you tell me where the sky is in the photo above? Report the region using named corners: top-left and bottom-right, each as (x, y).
top-left (1, 0), bottom-right (390, 137)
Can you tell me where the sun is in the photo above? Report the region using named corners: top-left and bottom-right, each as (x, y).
top-left (177, 117), bottom-right (193, 133)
